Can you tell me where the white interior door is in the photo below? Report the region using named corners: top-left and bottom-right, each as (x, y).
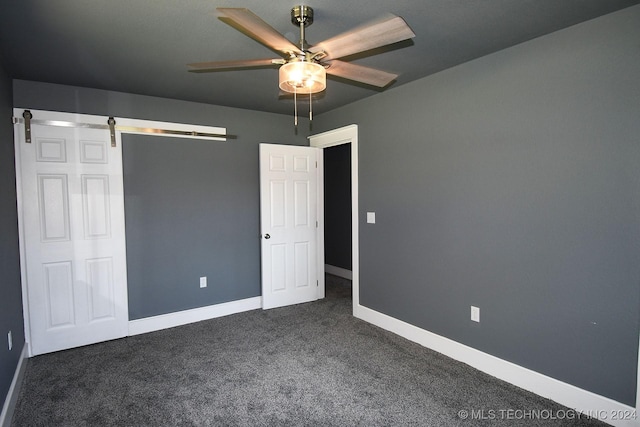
top-left (260, 143), bottom-right (321, 309)
top-left (15, 109), bottom-right (129, 356)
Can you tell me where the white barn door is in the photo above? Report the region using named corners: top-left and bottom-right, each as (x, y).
top-left (259, 143), bottom-right (321, 309)
top-left (15, 109), bottom-right (129, 356)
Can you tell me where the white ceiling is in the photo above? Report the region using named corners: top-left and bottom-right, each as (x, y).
top-left (1, 0), bottom-right (638, 115)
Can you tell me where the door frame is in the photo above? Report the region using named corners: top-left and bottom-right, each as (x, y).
top-left (309, 124), bottom-right (359, 314)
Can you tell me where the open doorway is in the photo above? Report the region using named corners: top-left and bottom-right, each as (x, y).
top-left (324, 143), bottom-right (352, 300)
top-left (309, 124), bottom-right (359, 313)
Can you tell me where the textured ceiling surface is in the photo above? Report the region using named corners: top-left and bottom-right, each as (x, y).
top-left (0, 0), bottom-right (638, 115)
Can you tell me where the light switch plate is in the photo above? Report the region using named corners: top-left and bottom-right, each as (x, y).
top-left (200, 277), bottom-right (207, 288)
top-left (471, 306), bottom-right (480, 322)
top-left (367, 212), bottom-right (376, 224)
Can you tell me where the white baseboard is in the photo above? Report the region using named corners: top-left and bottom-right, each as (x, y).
top-left (128, 296), bottom-right (262, 336)
top-left (354, 304), bottom-right (639, 427)
top-left (325, 264), bottom-right (352, 280)
top-left (1, 344), bottom-right (28, 427)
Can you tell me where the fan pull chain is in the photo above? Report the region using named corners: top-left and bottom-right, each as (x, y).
top-left (309, 92), bottom-right (313, 121)
top-left (294, 87), bottom-right (298, 126)
top-left (298, 12), bottom-right (303, 128)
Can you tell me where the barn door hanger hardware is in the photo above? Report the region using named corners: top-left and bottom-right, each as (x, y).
top-left (13, 110), bottom-right (236, 146)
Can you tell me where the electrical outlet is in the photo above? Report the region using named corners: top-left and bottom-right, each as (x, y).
top-left (199, 276), bottom-right (207, 288)
top-left (471, 306), bottom-right (480, 323)
top-left (8, 331), bottom-right (12, 351)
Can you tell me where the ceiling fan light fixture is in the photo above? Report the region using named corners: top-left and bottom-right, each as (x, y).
top-left (279, 61), bottom-right (326, 94)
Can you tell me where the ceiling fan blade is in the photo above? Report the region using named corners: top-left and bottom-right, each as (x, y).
top-left (188, 58), bottom-right (285, 72)
top-left (217, 8), bottom-right (302, 58)
top-left (310, 15), bottom-right (415, 60)
top-left (325, 60), bottom-right (398, 88)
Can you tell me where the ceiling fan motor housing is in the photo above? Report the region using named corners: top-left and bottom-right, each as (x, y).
top-left (291, 5), bottom-right (313, 27)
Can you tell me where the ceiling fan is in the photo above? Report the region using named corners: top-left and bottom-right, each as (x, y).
top-left (188, 6), bottom-right (415, 122)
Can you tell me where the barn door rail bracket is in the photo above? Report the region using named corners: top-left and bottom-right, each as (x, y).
top-left (18, 110), bottom-right (33, 143)
top-left (108, 117), bottom-right (117, 147)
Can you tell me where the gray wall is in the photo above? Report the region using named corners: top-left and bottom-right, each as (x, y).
top-left (13, 80), bottom-right (308, 319)
top-left (122, 135), bottom-right (265, 319)
top-left (324, 143), bottom-right (352, 270)
top-left (0, 59), bottom-right (25, 407)
top-left (314, 6), bottom-right (640, 406)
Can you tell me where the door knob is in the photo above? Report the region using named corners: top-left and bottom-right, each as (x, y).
top-left (264, 234), bottom-right (271, 239)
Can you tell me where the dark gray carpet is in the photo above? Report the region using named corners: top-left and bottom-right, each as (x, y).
top-left (12, 274), bottom-right (604, 426)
